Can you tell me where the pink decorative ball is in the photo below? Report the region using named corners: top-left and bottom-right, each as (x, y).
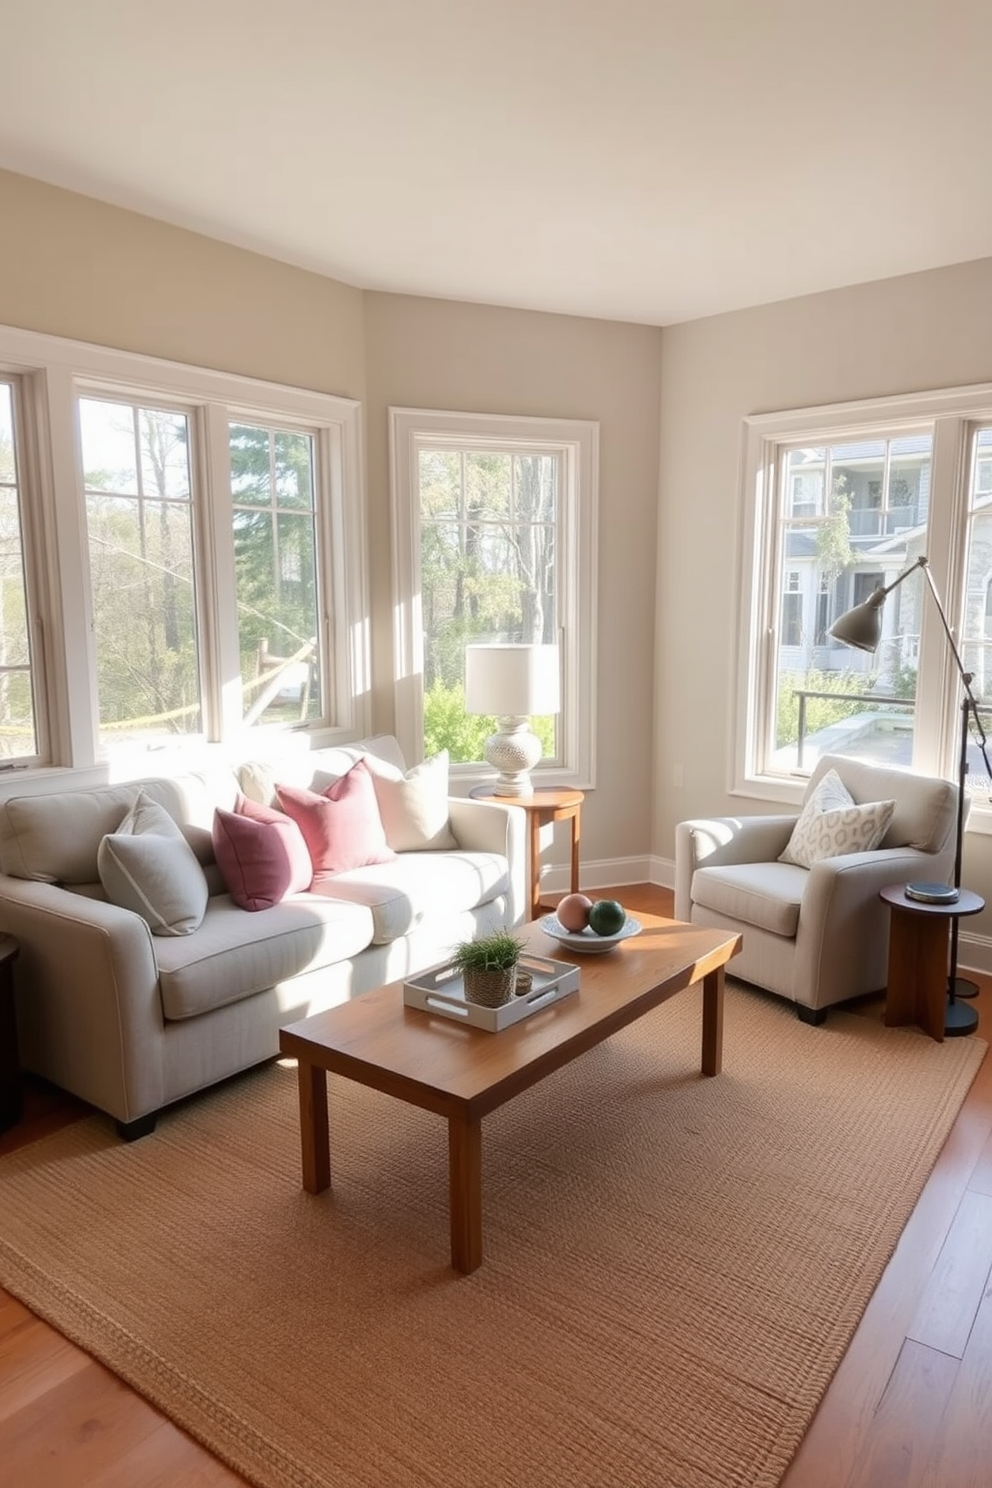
top-left (557, 893), bottom-right (593, 932)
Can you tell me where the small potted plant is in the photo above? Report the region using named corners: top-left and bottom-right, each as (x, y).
top-left (452, 929), bottom-right (525, 1008)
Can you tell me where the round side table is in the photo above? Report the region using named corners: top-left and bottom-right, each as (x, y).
top-left (470, 786), bottom-right (584, 921)
top-left (879, 884), bottom-right (984, 1041)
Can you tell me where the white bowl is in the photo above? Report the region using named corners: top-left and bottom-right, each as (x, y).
top-left (539, 913), bottom-right (642, 954)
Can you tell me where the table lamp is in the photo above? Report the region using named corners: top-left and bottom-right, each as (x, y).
top-left (464, 643), bottom-right (560, 797)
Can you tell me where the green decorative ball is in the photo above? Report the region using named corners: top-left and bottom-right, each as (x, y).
top-left (588, 899), bottom-right (626, 936)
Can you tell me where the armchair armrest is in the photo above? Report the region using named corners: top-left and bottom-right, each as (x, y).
top-left (675, 814), bottom-right (798, 920)
top-left (446, 796), bottom-right (527, 927)
top-left (0, 875), bottom-right (165, 1122)
top-left (797, 846), bottom-right (946, 1009)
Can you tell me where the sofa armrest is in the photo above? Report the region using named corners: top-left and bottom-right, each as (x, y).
top-left (674, 815), bottom-right (798, 920)
top-left (0, 876), bottom-right (166, 1123)
top-left (797, 846), bottom-right (946, 1009)
top-left (446, 796), bottom-right (527, 927)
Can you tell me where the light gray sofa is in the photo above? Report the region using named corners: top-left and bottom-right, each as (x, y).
top-left (0, 736), bottom-right (524, 1137)
top-left (675, 754), bottom-right (959, 1023)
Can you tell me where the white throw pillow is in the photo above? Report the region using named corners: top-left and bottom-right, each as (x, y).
top-left (363, 750), bottom-right (459, 852)
top-left (779, 768), bottom-right (896, 869)
top-left (98, 791), bottom-right (209, 936)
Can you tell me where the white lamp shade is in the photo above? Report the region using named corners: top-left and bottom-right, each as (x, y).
top-left (464, 644), bottom-right (560, 717)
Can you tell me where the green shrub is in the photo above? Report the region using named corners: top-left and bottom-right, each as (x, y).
top-left (423, 679), bottom-right (556, 763)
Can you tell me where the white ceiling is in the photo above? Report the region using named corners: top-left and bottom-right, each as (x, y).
top-left (3, 0), bottom-right (992, 327)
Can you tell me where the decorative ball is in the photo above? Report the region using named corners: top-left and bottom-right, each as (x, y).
top-left (557, 892), bottom-right (593, 932)
top-left (588, 899), bottom-right (626, 936)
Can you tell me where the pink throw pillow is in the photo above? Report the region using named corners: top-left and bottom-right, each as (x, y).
top-left (212, 795), bottom-right (313, 911)
top-left (276, 758), bottom-right (396, 875)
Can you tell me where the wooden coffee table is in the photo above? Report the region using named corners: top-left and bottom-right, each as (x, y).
top-left (279, 913), bottom-right (741, 1273)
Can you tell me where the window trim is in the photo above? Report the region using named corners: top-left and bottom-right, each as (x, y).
top-left (734, 381), bottom-right (992, 828)
top-left (389, 406), bottom-right (598, 787)
top-left (0, 323), bottom-right (368, 773)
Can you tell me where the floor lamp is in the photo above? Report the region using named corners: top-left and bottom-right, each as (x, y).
top-left (828, 555), bottom-right (991, 1037)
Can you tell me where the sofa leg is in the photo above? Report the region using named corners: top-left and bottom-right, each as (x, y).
top-left (796, 1005), bottom-right (828, 1027)
top-left (115, 1112), bottom-right (158, 1141)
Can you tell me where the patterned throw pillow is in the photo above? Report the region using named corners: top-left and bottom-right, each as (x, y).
top-left (779, 768), bottom-right (896, 869)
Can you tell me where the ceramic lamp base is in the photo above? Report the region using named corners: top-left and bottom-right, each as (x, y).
top-left (483, 716), bottom-right (542, 796)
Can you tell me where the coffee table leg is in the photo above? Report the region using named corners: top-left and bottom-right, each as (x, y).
top-left (296, 1059), bottom-right (331, 1194)
top-left (701, 965), bottom-right (724, 1076)
top-left (448, 1111), bottom-right (483, 1274)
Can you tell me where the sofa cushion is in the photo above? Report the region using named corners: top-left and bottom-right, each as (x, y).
top-left (236, 734), bottom-right (409, 808)
top-left (154, 894), bottom-right (376, 1020)
top-left (97, 792), bottom-right (210, 936)
top-left (691, 861), bottom-right (808, 938)
top-left (309, 850), bottom-right (511, 945)
top-left (276, 760), bottom-right (396, 875)
top-left (212, 796), bottom-right (313, 911)
top-left (780, 769), bottom-right (895, 869)
top-left (363, 750), bottom-right (459, 852)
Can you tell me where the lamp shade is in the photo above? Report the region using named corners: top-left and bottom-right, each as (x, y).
top-left (827, 591), bottom-right (886, 652)
top-left (464, 644), bottom-right (560, 717)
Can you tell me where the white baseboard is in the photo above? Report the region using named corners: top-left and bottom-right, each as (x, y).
top-left (539, 856), bottom-right (655, 894)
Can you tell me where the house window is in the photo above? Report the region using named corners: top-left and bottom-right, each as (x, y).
top-left (735, 387), bottom-right (992, 812)
top-left (0, 379), bottom-right (41, 763)
top-left (0, 323), bottom-right (366, 772)
top-left (781, 571), bottom-right (803, 647)
top-left (390, 408), bottom-right (598, 786)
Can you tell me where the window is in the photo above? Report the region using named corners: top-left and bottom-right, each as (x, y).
top-left (736, 384), bottom-right (992, 818)
top-left (79, 396), bottom-right (202, 752)
top-left (228, 421), bottom-right (323, 728)
top-left (781, 571), bottom-right (802, 648)
top-left (390, 408), bottom-right (598, 786)
top-left (0, 324), bottom-right (366, 773)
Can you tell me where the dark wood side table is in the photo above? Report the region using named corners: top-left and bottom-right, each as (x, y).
top-left (0, 934), bottom-right (22, 1131)
top-left (879, 885), bottom-right (984, 1042)
top-left (470, 786), bottom-right (585, 920)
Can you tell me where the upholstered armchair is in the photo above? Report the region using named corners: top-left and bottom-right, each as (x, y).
top-left (674, 754), bottom-right (960, 1023)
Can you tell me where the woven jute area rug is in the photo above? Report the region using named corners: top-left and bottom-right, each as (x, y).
top-left (0, 983), bottom-right (985, 1488)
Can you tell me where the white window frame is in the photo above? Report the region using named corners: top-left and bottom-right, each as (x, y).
top-left (0, 323), bottom-right (368, 780)
top-left (734, 381), bottom-right (992, 831)
top-left (389, 407), bottom-right (598, 787)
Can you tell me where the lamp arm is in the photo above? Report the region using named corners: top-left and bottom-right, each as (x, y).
top-left (918, 558), bottom-right (969, 687)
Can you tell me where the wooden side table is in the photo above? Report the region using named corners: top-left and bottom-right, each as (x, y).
top-left (0, 934), bottom-right (22, 1131)
top-left (470, 786), bottom-right (585, 920)
top-left (879, 885), bottom-right (984, 1042)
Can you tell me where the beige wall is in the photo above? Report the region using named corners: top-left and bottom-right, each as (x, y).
top-left (655, 256), bottom-right (992, 936)
top-left (363, 293), bottom-right (663, 868)
top-left (0, 168), bottom-right (366, 394)
top-left (0, 169), bottom-right (663, 877)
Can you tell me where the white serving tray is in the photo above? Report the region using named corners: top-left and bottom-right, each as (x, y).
top-left (403, 954), bottom-right (580, 1032)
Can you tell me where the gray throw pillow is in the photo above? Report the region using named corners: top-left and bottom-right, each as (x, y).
top-left (97, 790), bottom-right (209, 936)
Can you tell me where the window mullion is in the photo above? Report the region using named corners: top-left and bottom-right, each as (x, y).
top-left (46, 367), bottom-right (99, 768)
top-left (200, 403), bottom-right (242, 741)
top-left (915, 416), bottom-right (969, 777)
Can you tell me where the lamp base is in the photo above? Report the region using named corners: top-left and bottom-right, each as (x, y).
top-left (945, 995), bottom-right (980, 1037)
top-left (483, 717), bottom-right (542, 797)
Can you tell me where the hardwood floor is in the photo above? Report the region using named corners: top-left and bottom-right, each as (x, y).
top-left (1, 883), bottom-right (990, 1486)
